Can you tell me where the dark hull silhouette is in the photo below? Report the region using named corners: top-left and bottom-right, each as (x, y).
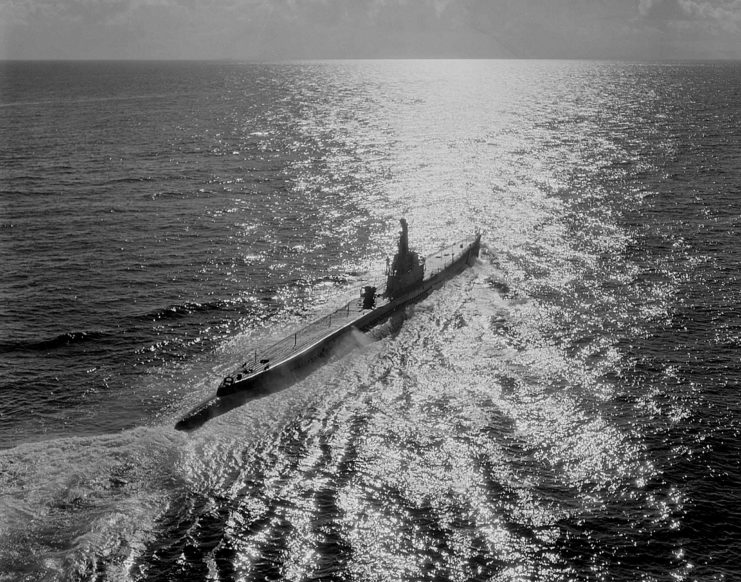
top-left (175, 227), bottom-right (480, 431)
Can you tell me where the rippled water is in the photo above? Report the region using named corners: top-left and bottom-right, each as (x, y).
top-left (1, 60), bottom-right (740, 581)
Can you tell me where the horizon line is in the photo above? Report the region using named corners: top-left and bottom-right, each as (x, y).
top-left (2, 56), bottom-right (741, 63)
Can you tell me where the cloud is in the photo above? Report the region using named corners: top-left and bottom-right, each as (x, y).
top-left (639, 0), bottom-right (741, 31)
top-left (2, 0), bottom-right (740, 59)
top-left (639, 0), bottom-right (689, 19)
top-left (679, 0), bottom-right (741, 31)
top-left (632, 0), bottom-right (741, 58)
top-left (253, 0), bottom-right (513, 59)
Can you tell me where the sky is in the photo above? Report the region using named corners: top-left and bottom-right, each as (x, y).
top-left (0, 0), bottom-right (740, 60)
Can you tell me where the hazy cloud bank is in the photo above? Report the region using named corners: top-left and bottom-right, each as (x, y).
top-left (1, 0), bottom-right (740, 59)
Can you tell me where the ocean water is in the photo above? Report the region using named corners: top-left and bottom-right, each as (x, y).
top-left (1, 59), bottom-right (740, 581)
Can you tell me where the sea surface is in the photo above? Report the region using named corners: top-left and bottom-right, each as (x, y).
top-left (1, 59), bottom-right (740, 581)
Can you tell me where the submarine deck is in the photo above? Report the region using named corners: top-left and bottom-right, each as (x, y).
top-left (223, 236), bottom-right (478, 384)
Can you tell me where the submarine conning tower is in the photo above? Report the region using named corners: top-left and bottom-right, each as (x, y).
top-left (385, 218), bottom-right (424, 299)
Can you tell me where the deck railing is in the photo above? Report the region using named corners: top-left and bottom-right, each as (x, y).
top-left (230, 236), bottom-right (478, 378)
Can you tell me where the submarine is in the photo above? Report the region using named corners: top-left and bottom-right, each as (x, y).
top-left (175, 219), bottom-right (481, 431)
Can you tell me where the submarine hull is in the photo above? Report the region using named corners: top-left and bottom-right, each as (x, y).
top-left (175, 233), bottom-right (480, 430)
